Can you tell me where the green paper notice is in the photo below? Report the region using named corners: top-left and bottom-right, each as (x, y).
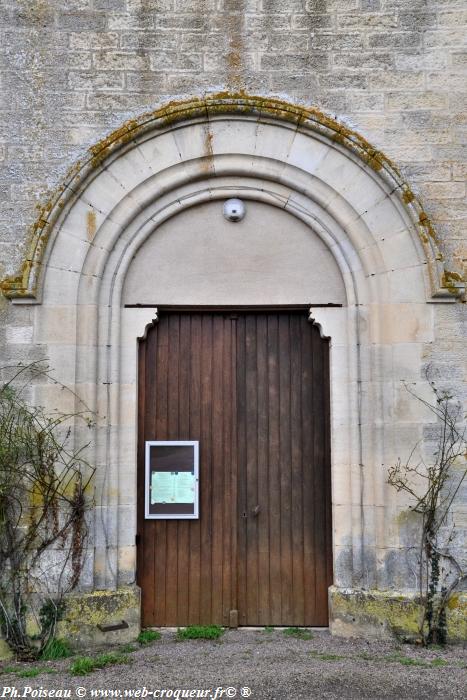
top-left (151, 471), bottom-right (196, 504)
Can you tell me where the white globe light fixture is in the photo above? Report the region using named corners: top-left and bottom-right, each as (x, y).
top-left (223, 198), bottom-right (246, 222)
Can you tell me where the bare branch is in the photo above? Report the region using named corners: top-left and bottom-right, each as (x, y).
top-left (0, 362), bottom-right (95, 659)
top-left (387, 373), bottom-right (467, 645)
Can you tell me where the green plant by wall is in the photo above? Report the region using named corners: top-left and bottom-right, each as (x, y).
top-left (282, 627), bottom-right (313, 640)
top-left (176, 625), bottom-right (224, 640)
top-left (388, 376), bottom-right (467, 645)
top-left (0, 362), bottom-right (95, 660)
top-left (69, 652), bottom-right (129, 676)
top-left (137, 629), bottom-right (161, 645)
top-left (40, 637), bottom-right (73, 660)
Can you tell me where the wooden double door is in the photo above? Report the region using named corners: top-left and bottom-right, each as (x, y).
top-left (137, 308), bottom-right (332, 627)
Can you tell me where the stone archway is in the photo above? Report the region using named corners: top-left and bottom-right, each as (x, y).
top-left (2, 95), bottom-right (462, 641)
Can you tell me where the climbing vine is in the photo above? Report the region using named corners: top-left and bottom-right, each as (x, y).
top-left (388, 376), bottom-right (467, 645)
top-left (0, 362), bottom-right (95, 660)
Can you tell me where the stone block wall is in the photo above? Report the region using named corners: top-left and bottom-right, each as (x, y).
top-left (0, 0), bottom-right (465, 644)
top-left (0, 0), bottom-right (465, 283)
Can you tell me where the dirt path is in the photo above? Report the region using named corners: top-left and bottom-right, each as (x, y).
top-left (1, 628), bottom-right (466, 700)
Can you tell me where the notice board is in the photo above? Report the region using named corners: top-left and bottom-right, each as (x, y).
top-left (145, 441), bottom-right (199, 519)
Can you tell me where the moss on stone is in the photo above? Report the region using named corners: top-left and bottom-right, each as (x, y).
top-left (441, 270), bottom-right (464, 296)
top-left (331, 588), bottom-right (422, 638)
top-left (445, 594), bottom-right (467, 641)
top-left (330, 588), bottom-right (467, 642)
top-left (61, 588), bottom-right (139, 633)
top-left (418, 211), bottom-right (439, 244)
top-left (402, 188), bottom-right (415, 204)
top-left (55, 587), bottom-right (140, 649)
top-left (1, 92), bottom-right (446, 301)
top-left (0, 639), bottom-right (14, 661)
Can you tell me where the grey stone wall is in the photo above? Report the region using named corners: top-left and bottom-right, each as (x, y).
top-left (0, 2), bottom-right (466, 638)
top-left (1, 2), bottom-right (465, 543)
top-left (0, 0), bottom-right (466, 283)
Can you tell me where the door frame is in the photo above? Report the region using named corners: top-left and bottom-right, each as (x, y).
top-left (136, 305), bottom-right (334, 626)
top-left (119, 294), bottom-right (350, 597)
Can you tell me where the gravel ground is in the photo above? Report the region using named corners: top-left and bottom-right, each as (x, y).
top-left (1, 628), bottom-right (466, 700)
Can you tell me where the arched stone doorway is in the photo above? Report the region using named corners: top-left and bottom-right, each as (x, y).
top-left (2, 95), bottom-right (461, 641)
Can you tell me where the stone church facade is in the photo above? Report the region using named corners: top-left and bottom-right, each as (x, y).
top-left (0, 1), bottom-right (466, 648)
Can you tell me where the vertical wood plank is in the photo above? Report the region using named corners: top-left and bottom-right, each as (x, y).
top-left (188, 314), bottom-right (202, 624)
top-left (222, 316), bottom-right (233, 626)
top-left (236, 315), bottom-right (247, 625)
top-left (211, 314), bottom-right (224, 623)
top-left (267, 314), bottom-right (282, 625)
top-left (245, 314), bottom-right (259, 623)
top-left (164, 315), bottom-right (180, 626)
top-left (256, 314), bottom-right (270, 625)
top-left (176, 314), bottom-right (191, 625)
top-left (199, 314), bottom-right (213, 623)
top-left (290, 314), bottom-right (305, 625)
top-left (230, 317), bottom-right (239, 623)
top-left (278, 314), bottom-right (293, 624)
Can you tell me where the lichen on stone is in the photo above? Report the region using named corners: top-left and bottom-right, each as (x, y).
top-left (0, 93), bottom-right (450, 301)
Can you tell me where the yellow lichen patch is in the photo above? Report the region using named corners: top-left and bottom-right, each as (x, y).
top-left (0, 258), bottom-right (33, 298)
top-left (0, 190), bottom-right (56, 298)
top-left (331, 588), bottom-right (467, 642)
top-left (442, 270), bottom-right (464, 295)
top-left (402, 188), bottom-right (415, 204)
top-left (56, 587), bottom-right (140, 646)
top-left (418, 211), bottom-right (439, 243)
top-left (363, 149), bottom-right (384, 171)
top-left (446, 594), bottom-right (467, 641)
top-left (331, 588), bottom-right (423, 638)
top-left (156, 100), bottom-right (208, 129)
top-left (89, 119), bottom-right (139, 169)
top-left (0, 92), bottom-right (445, 300)
top-left (305, 105), bottom-right (400, 175)
top-left (0, 638), bottom-right (14, 661)
top-left (0, 272), bottom-right (23, 296)
top-left (331, 132), bottom-right (346, 146)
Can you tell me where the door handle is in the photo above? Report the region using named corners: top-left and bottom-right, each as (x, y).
top-left (252, 505), bottom-right (261, 517)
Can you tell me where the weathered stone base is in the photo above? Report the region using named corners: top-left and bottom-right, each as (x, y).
top-left (56, 587), bottom-right (141, 650)
top-left (0, 587), bottom-right (141, 660)
top-left (3, 585), bottom-right (466, 659)
top-left (329, 586), bottom-right (467, 643)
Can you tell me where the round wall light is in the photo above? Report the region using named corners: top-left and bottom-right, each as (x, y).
top-left (223, 198), bottom-right (246, 222)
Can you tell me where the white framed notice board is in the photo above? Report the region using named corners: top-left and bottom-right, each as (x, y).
top-left (145, 441), bottom-right (199, 519)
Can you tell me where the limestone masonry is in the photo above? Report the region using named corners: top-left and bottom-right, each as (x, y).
top-left (0, 1), bottom-right (466, 648)
top-left (1, 1), bottom-right (466, 282)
